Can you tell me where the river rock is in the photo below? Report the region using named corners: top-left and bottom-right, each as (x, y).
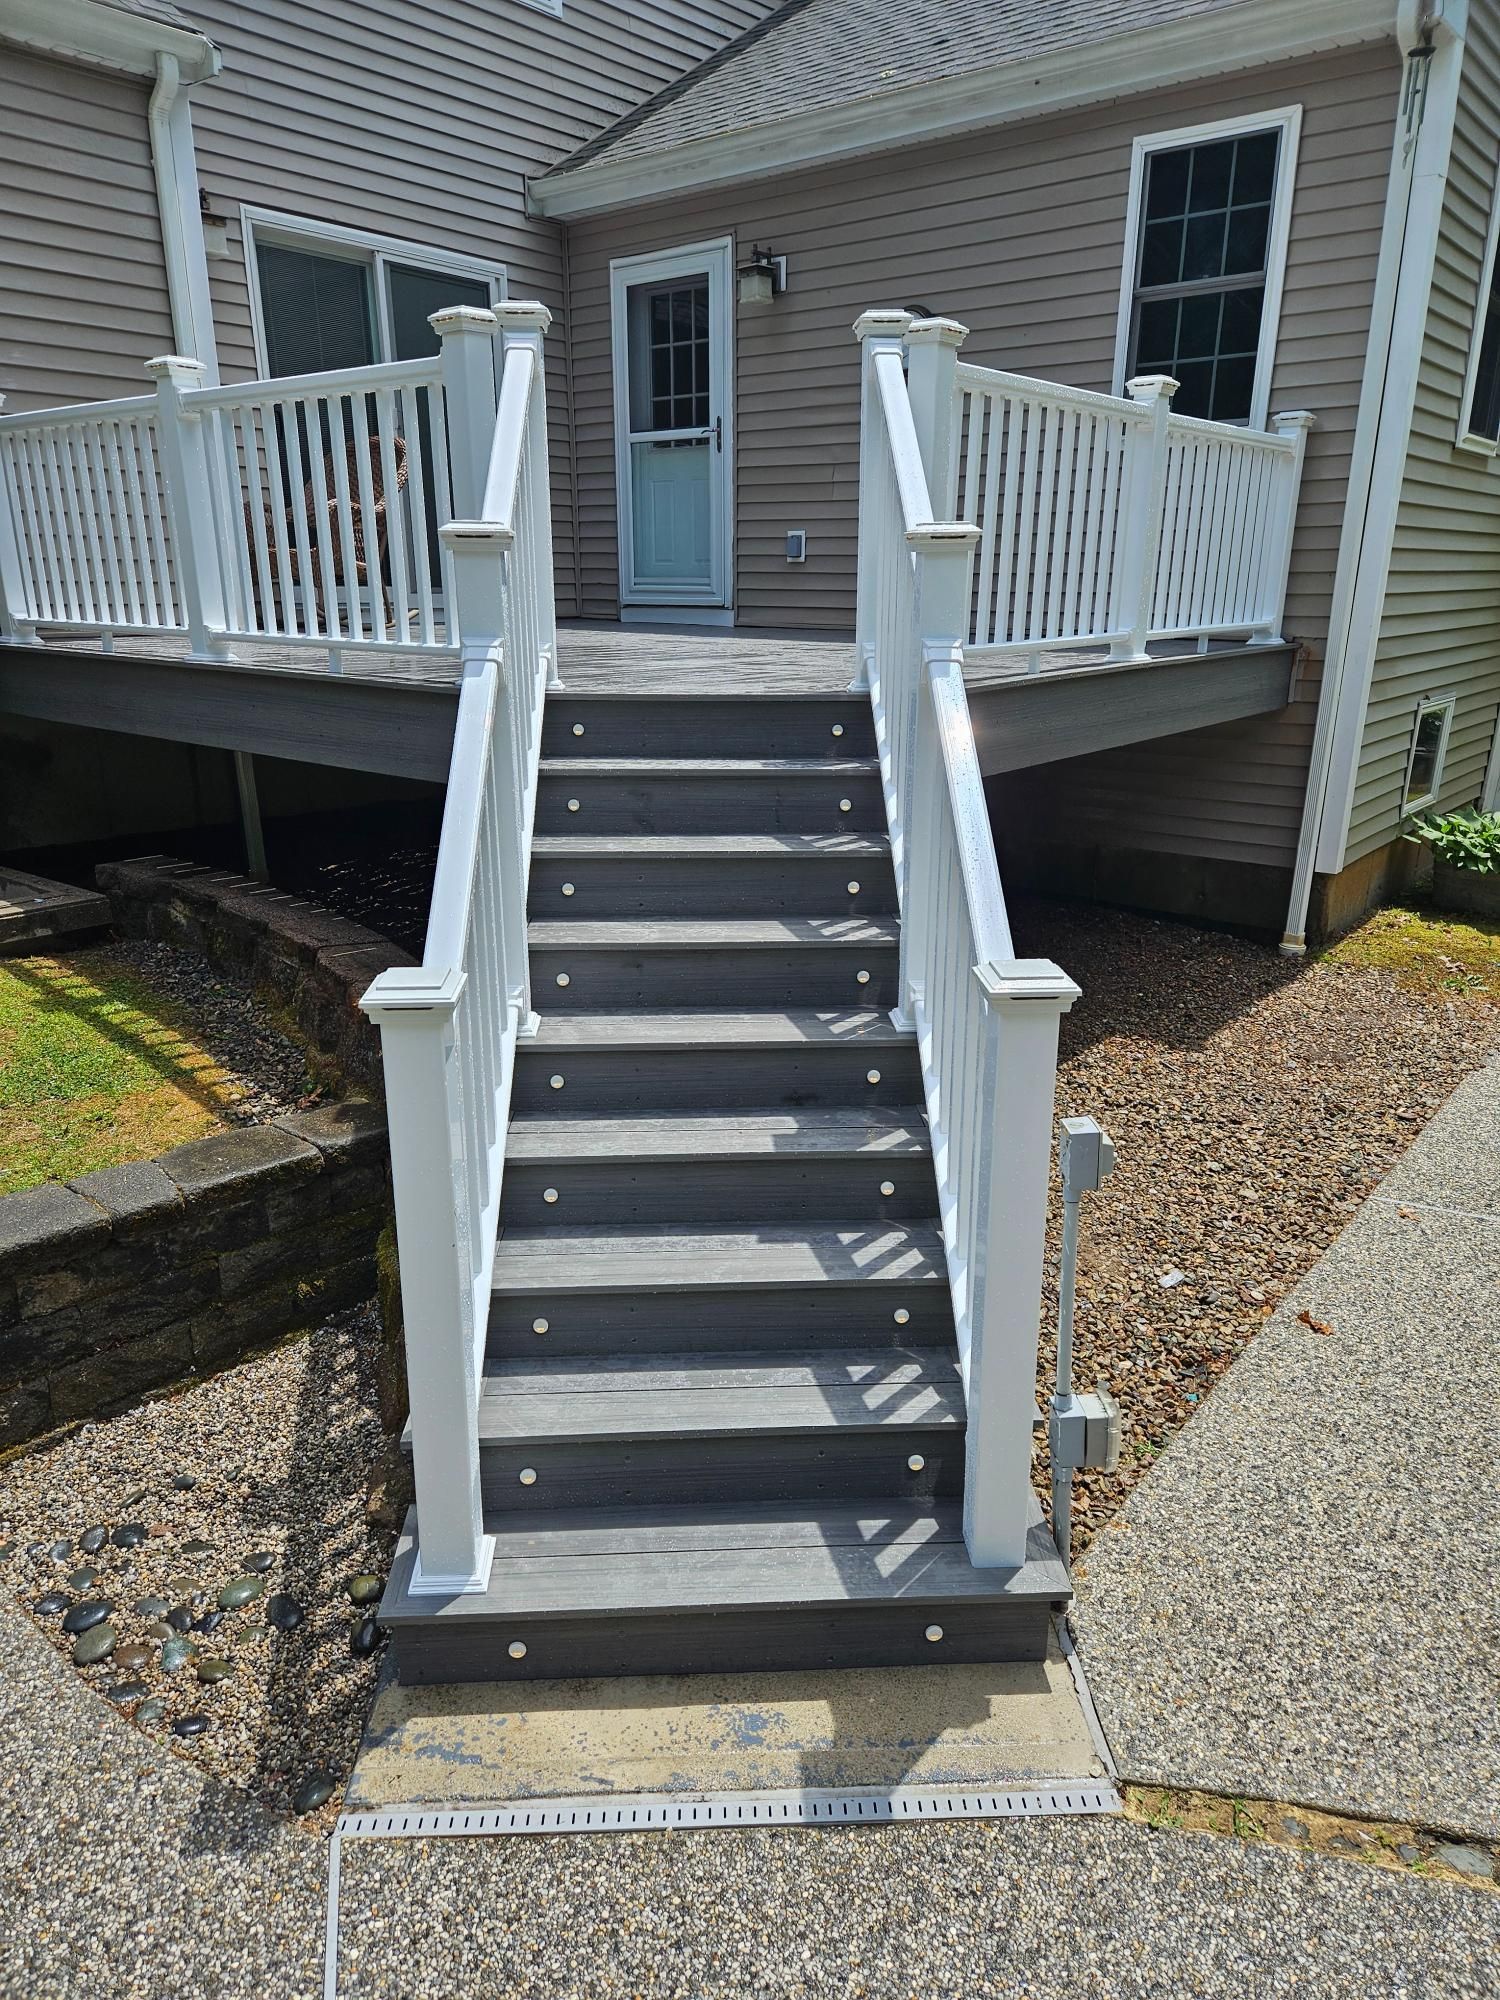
top-left (65, 1569), bottom-right (97, 1593)
top-left (218, 1574), bottom-right (266, 1609)
top-left (136, 1697), bottom-right (167, 1725)
top-left (61, 1600), bottom-right (115, 1635)
top-left (111, 1523), bottom-right (147, 1550)
top-left (293, 1771), bottom-right (337, 1815)
top-left (114, 1642), bottom-right (153, 1675)
top-left (73, 1623), bottom-right (117, 1666)
top-left (145, 1620), bottom-right (175, 1641)
top-left (265, 1594), bottom-right (304, 1632)
top-left (244, 1550), bottom-right (276, 1574)
top-left (350, 1614), bottom-right (382, 1658)
top-left (171, 1475), bottom-right (198, 1492)
top-left (193, 1610), bottom-right (226, 1637)
top-left (172, 1714), bottom-right (211, 1739)
top-left (47, 1539), bottom-right (71, 1561)
top-left (160, 1637), bottom-right (196, 1673)
top-left (166, 1606), bottom-right (193, 1634)
top-left (196, 1657), bottom-right (233, 1684)
top-left (33, 1593), bottom-right (70, 1617)
top-left (78, 1527), bottom-right (108, 1555)
top-left (182, 1541), bottom-right (216, 1560)
top-left (134, 1596), bottom-right (171, 1619)
top-left (345, 1574), bottom-right (383, 1606)
top-left (1436, 1844), bottom-right (1495, 1881)
top-left (106, 1680), bottom-right (151, 1704)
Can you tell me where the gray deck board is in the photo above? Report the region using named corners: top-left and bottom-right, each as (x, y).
top-left (506, 1108), bottom-right (930, 1161)
top-left (490, 1220), bottom-right (949, 1289)
top-left (483, 1349), bottom-right (960, 1396)
top-left (538, 755), bottom-right (879, 775)
top-left (527, 916), bottom-right (901, 948)
top-left (530, 832), bottom-right (888, 856)
top-left (476, 1371), bottom-right (965, 1441)
top-left (525, 1009), bottom-right (914, 1048)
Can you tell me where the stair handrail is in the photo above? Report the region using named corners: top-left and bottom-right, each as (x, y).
top-left (853, 310), bottom-right (1080, 1571)
top-left (361, 302), bottom-right (557, 1599)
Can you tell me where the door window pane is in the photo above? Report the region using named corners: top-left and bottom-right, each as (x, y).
top-left (257, 244), bottom-right (377, 377)
top-left (1129, 127), bottom-right (1283, 421)
top-left (627, 281), bottom-right (710, 433)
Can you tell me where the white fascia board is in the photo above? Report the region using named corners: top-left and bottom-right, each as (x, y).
top-left (0, 0), bottom-right (220, 83)
top-left (531, 0), bottom-right (1396, 219)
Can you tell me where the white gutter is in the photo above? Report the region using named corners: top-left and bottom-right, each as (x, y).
top-left (531, 0), bottom-right (1395, 219)
top-left (149, 51), bottom-right (221, 381)
top-left (1279, 0), bottom-right (1467, 953)
top-left (0, 0), bottom-right (218, 82)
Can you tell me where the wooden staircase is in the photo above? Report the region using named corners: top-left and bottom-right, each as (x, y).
top-left (380, 688), bottom-right (1069, 1684)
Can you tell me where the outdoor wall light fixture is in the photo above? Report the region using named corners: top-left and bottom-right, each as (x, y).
top-left (737, 245), bottom-right (786, 304)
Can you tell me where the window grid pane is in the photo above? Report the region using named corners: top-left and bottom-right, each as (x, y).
top-left (650, 285), bottom-right (711, 433)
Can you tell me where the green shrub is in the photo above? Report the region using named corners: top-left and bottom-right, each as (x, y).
top-left (1404, 808), bottom-right (1500, 875)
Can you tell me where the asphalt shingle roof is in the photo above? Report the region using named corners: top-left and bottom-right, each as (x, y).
top-left (543, 0), bottom-right (1269, 182)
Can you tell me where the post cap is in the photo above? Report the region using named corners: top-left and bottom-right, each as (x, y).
top-left (144, 355), bottom-right (207, 382)
top-left (853, 309), bottom-right (915, 342)
top-left (905, 522), bottom-right (982, 555)
top-left (905, 317), bottom-right (969, 349)
top-left (360, 963), bottom-right (465, 1017)
top-left (974, 956), bottom-right (1082, 1009)
top-left (1125, 374), bottom-right (1179, 403)
top-left (1272, 409), bottom-right (1317, 431)
top-left (428, 305), bottom-right (499, 336)
top-left (493, 301), bottom-right (553, 334)
top-left (439, 519), bottom-right (516, 551)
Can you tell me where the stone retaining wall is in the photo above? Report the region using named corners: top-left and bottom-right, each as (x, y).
top-left (95, 857), bottom-right (414, 1095)
top-left (0, 1103), bottom-right (390, 1451)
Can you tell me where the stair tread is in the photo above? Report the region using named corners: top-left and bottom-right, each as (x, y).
top-left (491, 1219), bottom-right (948, 1290)
top-left (525, 1009), bottom-right (913, 1049)
top-left (507, 1107), bottom-right (929, 1162)
top-left (479, 1347), bottom-right (962, 1441)
top-left (382, 1499), bottom-right (1067, 1621)
top-left (539, 756), bottom-right (878, 776)
top-left (531, 832), bottom-right (888, 857)
top-left (529, 916), bottom-right (900, 948)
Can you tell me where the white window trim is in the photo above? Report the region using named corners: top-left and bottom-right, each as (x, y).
top-left (1455, 147), bottom-right (1500, 458)
top-left (1112, 104), bottom-right (1303, 429)
top-left (1403, 692), bottom-right (1457, 814)
top-left (239, 207), bottom-right (507, 377)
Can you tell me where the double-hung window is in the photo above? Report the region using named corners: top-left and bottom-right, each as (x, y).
top-left (1457, 153), bottom-right (1500, 453)
top-left (1117, 109), bottom-right (1301, 426)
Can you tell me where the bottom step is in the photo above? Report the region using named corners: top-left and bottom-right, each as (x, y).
top-left (380, 1498), bottom-right (1069, 1684)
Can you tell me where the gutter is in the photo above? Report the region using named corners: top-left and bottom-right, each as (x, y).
top-left (0, 0), bottom-right (219, 83)
top-left (148, 52), bottom-right (221, 381)
top-left (531, 0), bottom-right (1394, 219)
top-left (1279, 0), bottom-right (1468, 953)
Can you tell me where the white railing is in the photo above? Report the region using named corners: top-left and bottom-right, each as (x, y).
top-left (854, 310), bottom-right (1080, 1570)
top-left (951, 357), bottom-right (1313, 670)
top-left (0, 307), bottom-right (520, 662)
top-left (359, 303), bottom-right (557, 1597)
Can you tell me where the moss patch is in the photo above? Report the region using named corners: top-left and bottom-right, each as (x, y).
top-left (1319, 903), bottom-right (1500, 1002)
top-left (0, 949), bottom-right (245, 1195)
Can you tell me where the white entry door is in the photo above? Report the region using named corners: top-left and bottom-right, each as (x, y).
top-left (611, 240), bottom-right (732, 609)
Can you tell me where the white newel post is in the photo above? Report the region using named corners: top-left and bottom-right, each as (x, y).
top-left (850, 309), bottom-right (914, 693)
top-left (145, 355), bottom-right (230, 661)
top-left (904, 318), bottom-right (967, 520)
top-left (361, 968), bottom-right (494, 1595)
top-left (433, 306), bottom-right (500, 521)
top-left (965, 959), bottom-right (1081, 1568)
top-left (1109, 373), bottom-right (1178, 664)
top-left (0, 400), bottom-right (38, 644)
top-left (1256, 410), bottom-right (1315, 643)
top-left (494, 303), bottom-right (559, 690)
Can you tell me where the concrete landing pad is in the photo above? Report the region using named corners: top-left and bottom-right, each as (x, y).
top-left (0, 866), bottom-right (110, 950)
top-left (348, 1629), bottom-right (1106, 1809)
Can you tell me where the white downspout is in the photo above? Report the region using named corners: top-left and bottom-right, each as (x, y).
top-left (149, 50), bottom-right (220, 383)
top-left (1278, 0), bottom-right (1466, 953)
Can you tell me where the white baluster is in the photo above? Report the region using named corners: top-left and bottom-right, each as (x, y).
top-left (145, 355), bottom-right (231, 661)
top-left (1108, 373), bottom-right (1177, 664)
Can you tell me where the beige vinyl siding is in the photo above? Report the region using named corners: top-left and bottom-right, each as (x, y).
top-left (0, 50), bottom-right (175, 411)
top-left (565, 43), bottom-right (1398, 872)
top-left (186, 0), bottom-right (780, 616)
top-left (1344, 5), bottom-right (1500, 865)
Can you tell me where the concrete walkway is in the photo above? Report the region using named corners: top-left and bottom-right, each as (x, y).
top-left (1074, 1051), bottom-right (1500, 1843)
top-left (3, 1062), bottom-right (1498, 1996)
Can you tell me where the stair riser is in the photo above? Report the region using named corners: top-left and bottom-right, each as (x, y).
top-left (511, 1043), bottom-right (924, 1114)
top-left (488, 1283), bottom-right (955, 1357)
top-left (528, 855), bottom-right (897, 919)
top-left (530, 944), bottom-right (900, 1011)
top-left (504, 1155), bottom-right (937, 1226)
top-left (541, 699), bottom-right (875, 760)
top-left (388, 1599), bottom-right (1055, 1684)
top-left (478, 1434), bottom-right (962, 1512)
top-left (535, 773), bottom-right (886, 835)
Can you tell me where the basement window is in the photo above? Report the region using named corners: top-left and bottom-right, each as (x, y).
top-left (1457, 152), bottom-right (1500, 453)
top-left (1404, 696), bottom-right (1456, 812)
top-left (1115, 108), bottom-right (1301, 427)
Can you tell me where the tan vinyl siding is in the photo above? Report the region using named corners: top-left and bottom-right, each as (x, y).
top-left (1345, 5), bottom-right (1500, 865)
top-left (0, 50), bottom-right (175, 410)
top-left (186, 0), bottom-right (780, 616)
top-left (566, 44), bottom-right (1398, 871)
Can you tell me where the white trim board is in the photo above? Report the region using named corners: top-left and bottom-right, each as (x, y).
top-left (1111, 105), bottom-right (1302, 431)
top-left (530, 0), bottom-right (1394, 218)
top-left (1455, 141), bottom-right (1500, 455)
top-left (239, 208), bottom-right (507, 378)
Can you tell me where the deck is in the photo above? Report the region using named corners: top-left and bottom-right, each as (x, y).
top-left (0, 622), bottom-right (1295, 782)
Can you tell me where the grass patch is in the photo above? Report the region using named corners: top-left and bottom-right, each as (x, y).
top-left (0, 949), bottom-right (246, 1195)
top-left (1320, 903), bottom-right (1500, 1002)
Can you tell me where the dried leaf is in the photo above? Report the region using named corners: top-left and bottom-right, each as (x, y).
top-left (1296, 1308), bottom-right (1334, 1336)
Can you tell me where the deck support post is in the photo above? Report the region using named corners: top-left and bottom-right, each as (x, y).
top-left (965, 959), bottom-right (1080, 1569)
top-left (849, 311), bottom-right (914, 694)
top-left (1109, 374), bottom-right (1178, 665)
top-left (232, 749), bottom-right (267, 881)
top-left (362, 968), bottom-right (494, 1597)
top-left (145, 354), bottom-right (231, 663)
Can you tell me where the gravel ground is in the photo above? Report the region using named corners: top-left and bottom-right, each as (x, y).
top-left (1072, 1053), bottom-right (1500, 1843)
top-left (0, 1300), bottom-right (396, 1827)
top-left (1025, 901), bottom-right (1500, 1545)
top-left (333, 1812), bottom-right (1500, 1999)
top-left (109, 934), bottom-right (317, 1122)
